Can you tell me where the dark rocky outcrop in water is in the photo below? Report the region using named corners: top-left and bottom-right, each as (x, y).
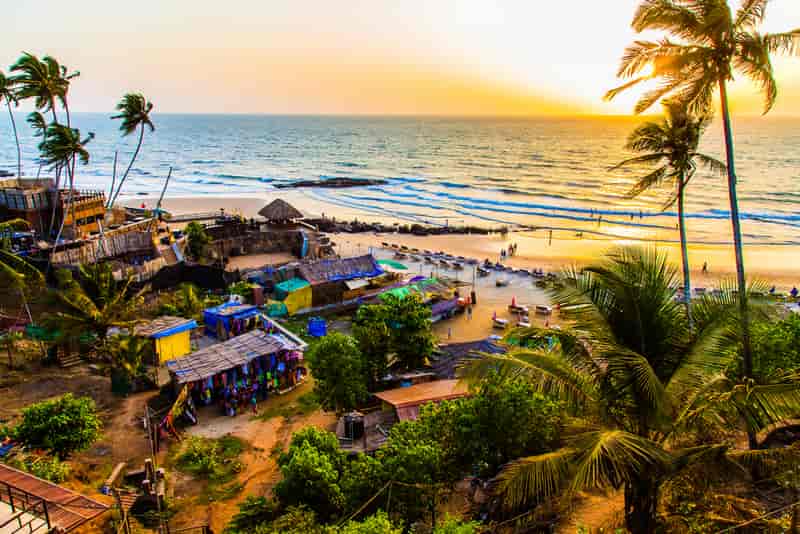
top-left (274, 177), bottom-right (388, 189)
top-left (304, 217), bottom-right (524, 236)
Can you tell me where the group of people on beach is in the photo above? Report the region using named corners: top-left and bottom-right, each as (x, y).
top-left (501, 243), bottom-right (519, 259)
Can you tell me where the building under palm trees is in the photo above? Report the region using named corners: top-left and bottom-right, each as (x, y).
top-left (0, 178), bottom-right (106, 239)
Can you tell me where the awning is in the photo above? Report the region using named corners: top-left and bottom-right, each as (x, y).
top-left (344, 279), bottom-right (370, 290)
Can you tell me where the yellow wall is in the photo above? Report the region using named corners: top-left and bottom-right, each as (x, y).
top-left (283, 285), bottom-right (313, 315)
top-left (154, 330), bottom-right (191, 364)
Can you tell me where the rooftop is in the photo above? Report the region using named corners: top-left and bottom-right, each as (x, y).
top-left (134, 316), bottom-right (197, 338)
top-left (0, 463), bottom-right (109, 532)
top-left (166, 329), bottom-right (302, 384)
top-left (373, 379), bottom-right (469, 409)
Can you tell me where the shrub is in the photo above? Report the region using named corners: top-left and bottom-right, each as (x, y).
top-left (175, 435), bottom-right (245, 501)
top-left (305, 333), bottom-right (367, 413)
top-left (13, 394), bottom-right (101, 457)
top-left (7, 453), bottom-right (70, 482)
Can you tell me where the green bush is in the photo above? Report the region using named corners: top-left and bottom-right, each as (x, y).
top-left (7, 453), bottom-right (70, 483)
top-left (305, 333), bottom-right (367, 413)
top-left (175, 435), bottom-right (244, 482)
top-left (13, 394), bottom-right (101, 457)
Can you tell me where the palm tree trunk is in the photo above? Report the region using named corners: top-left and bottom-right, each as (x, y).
top-left (677, 176), bottom-right (692, 327)
top-left (718, 79), bottom-right (756, 449)
top-left (46, 104), bottom-right (61, 240)
top-left (110, 124), bottom-right (144, 207)
top-left (624, 477), bottom-right (659, 534)
top-left (107, 150), bottom-right (118, 208)
top-left (6, 101), bottom-right (22, 178)
top-left (51, 158), bottom-right (75, 249)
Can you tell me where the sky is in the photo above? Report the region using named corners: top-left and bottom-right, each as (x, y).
top-left (3, 0), bottom-right (800, 115)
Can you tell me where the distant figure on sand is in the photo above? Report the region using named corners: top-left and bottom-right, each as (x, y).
top-left (702, 262), bottom-right (708, 274)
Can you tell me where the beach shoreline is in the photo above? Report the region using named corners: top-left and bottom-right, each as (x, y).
top-left (126, 194), bottom-right (800, 291)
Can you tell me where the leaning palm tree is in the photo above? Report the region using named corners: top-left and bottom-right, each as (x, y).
top-left (38, 124), bottom-right (94, 245)
top-left (12, 53), bottom-right (79, 237)
top-left (611, 101), bottom-right (725, 324)
top-left (604, 0), bottom-right (800, 382)
top-left (0, 71), bottom-right (22, 178)
top-left (108, 93), bottom-right (155, 207)
top-left (465, 247), bottom-right (799, 533)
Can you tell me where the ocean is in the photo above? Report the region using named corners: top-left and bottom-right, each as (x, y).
top-left (1, 113), bottom-right (799, 245)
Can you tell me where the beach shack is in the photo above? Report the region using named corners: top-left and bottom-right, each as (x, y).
top-left (297, 254), bottom-right (385, 306)
top-left (203, 302), bottom-right (261, 339)
top-left (373, 379), bottom-right (469, 421)
top-left (272, 278), bottom-right (312, 315)
top-left (134, 316), bottom-right (198, 364)
top-left (164, 329), bottom-right (306, 422)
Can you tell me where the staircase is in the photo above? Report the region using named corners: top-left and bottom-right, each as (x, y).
top-left (57, 353), bottom-right (83, 368)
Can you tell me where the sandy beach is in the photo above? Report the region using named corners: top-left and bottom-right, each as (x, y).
top-left (129, 194), bottom-right (800, 292)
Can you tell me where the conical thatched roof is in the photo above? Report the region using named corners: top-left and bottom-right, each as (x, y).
top-left (258, 199), bottom-right (303, 221)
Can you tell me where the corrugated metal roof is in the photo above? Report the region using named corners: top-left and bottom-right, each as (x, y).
top-left (165, 330), bottom-right (301, 384)
top-left (0, 463), bottom-right (109, 532)
top-left (134, 316), bottom-right (196, 338)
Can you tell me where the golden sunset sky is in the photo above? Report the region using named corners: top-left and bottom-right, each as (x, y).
top-left (3, 0), bottom-right (800, 115)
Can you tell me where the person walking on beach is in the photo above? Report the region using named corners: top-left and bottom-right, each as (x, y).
top-left (702, 261), bottom-right (708, 274)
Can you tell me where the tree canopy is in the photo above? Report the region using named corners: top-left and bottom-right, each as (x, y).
top-left (13, 394), bottom-right (101, 457)
top-left (305, 333), bottom-right (368, 413)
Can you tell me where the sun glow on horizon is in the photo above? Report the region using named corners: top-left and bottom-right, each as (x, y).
top-left (2, 0), bottom-right (800, 116)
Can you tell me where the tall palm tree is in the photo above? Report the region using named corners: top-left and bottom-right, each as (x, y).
top-left (12, 53), bottom-right (79, 237)
top-left (466, 247), bottom-right (799, 533)
top-left (611, 102), bottom-right (725, 324)
top-left (0, 71), bottom-right (22, 178)
top-left (38, 124), bottom-right (94, 245)
top-left (604, 0), bottom-right (800, 382)
top-left (108, 93), bottom-right (155, 207)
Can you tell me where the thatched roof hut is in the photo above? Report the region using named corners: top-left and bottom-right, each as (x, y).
top-left (258, 199), bottom-right (303, 222)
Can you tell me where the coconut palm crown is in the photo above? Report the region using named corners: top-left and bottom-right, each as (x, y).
top-left (0, 71), bottom-right (22, 178)
top-left (604, 0), bottom-right (800, 400)
top-left (108, 93), bottom-right (155, 207)
top-left (465, 247), bottom-right (800, 533)
top-left (610, 102), bottom-right (725, 323)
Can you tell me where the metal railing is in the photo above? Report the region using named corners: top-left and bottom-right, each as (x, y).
top-left (0, 481), bottom-right (51, 534)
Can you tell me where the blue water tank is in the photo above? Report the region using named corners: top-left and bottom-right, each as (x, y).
top-left (308, 317), bottom-right (327, 337)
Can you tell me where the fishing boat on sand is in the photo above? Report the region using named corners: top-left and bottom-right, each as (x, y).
top-left (496, 279), bottom-right (509, 287)
top-left (534, 305), bottom-right (553, 315)
top-left (477, 267), bottom-right (490, 277)
top-left (492, 317), bottom-right (509, 329)
top-left (508, 303), bottom-right (529, 314)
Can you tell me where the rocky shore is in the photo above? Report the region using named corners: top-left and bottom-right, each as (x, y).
top-left (274, 177), bottom-right (388, 188)
top-left (304, 217), bottom-right (522, 236)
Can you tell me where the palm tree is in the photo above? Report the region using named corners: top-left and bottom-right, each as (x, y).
top-left (604, 0), bottom-right (800, 383)
top-left (610, 101), bottom-right (725, 324)
top-left (38, 124), bottom-right (94, 245)
top-left (466, 248), bottom-right (798, 533)
top-left (45, 263), bottom-right (143, 348)
top-left (0, 71), bottom-right (22, 178)
top-left (0, 219), bottom-right (43, 286)
top-left (108, 93), bottom-right (155, 207)
top-left (12, 53), bottom-right (79, 237)
top-left (10, 52), bottom-right (77, 125)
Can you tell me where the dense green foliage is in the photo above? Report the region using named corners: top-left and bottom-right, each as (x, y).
top-left (157, 283), bottom-right (223, 321)
top-left (305, 333), bottom-right (367, 413)
top-left (107, 335), bottom-right (154, 395)
top-left (7, 453), bottom-right (70, 482)
top-left (353, 293), bottom-right (435, 372)
top-left (13, 394), bottom-right (101, 457)
top-left (463, 247), bottom-right (800, 533)
top-left (400, 373), bottom-right (563, 478)
top-left (752, 314), bottom-right (800, 378)
top-left (186, 222), bottom-right (210, 260)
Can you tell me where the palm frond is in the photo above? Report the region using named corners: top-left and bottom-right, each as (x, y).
top-left (491, 448), bottom-right (577, 509)
top-left (570, 430), bottom-right (669, 490)
top-left (735, 0), bottom-right (768, 30)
